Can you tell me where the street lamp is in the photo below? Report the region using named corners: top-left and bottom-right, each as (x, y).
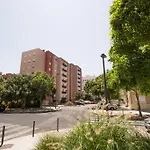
top-left (101, 53), bottom-right (108, 104)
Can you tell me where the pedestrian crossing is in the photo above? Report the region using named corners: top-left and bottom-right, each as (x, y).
top-left (0, 122), bottom-right (39, 141)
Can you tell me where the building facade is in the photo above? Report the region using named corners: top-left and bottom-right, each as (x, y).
top-left (82, 75), bottom-right (97, 90)
top-left (20, 48), bottom-right (82, 103)
top-left (69, 64), bottom-right (82, 101)
top-left (122, 91), bottom-right (150, 111)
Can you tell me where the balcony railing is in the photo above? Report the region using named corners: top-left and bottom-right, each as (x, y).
top-left (62, 84), bottom-right (67, 88)
top-left (63, 62), bottom-right (67, 67)
top-left (62, 72), bottom-right (67, 77)
top-left (62, 67), bottom-right (67, 72)
top-left (62, 78), bottom-right (67, 83)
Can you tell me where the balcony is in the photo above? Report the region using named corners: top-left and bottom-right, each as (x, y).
top-left (78, 72), bottom-right (81, 76)
top-left (62, 72), bottom-right (67, 77)
top-left (62, 83), bottom-right (67, 88)
top-left (62, 89), bottom-right (67, 94)
top-left (78, 80), bottom-right (81, 83)
top-left (62, 67), bottom-right (67, 72)
top-left (78, 76), bottom-right (81, 80)
top-left (63, 62), bottom-right (67, 67)
top-left (62, 78), bottom-right (67, 83)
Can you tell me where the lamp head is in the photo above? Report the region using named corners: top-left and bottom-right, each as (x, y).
top-left (101, 53), bottom-right (107, 58)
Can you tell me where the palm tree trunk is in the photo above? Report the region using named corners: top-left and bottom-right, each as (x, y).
top-left (135, 90), bottom-right (142, 117)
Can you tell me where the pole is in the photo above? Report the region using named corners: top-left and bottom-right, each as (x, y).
top-left (102, 57), bottom-right (108, 104)
top-left (32, 121), bottom-right (35, 137)
top-left (0, 126), bottom-right (5, 147)
top-left (57, 118), bottom-right (59, 132)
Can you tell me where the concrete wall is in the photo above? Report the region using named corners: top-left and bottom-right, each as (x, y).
top-left (125, 91), bottom-right (150, 111)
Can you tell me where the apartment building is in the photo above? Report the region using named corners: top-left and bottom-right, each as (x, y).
top-left (82, 75), bottom-right (97, 90)
top-left (20, 48), bottom-right (82, 103)
top-left (69, 64), bottom-right (82, 101)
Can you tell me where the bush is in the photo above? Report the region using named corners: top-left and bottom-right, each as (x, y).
top-left (63, 116), bottom-right (150, 150)
top-left (34, 134), bottom-right (63, 150)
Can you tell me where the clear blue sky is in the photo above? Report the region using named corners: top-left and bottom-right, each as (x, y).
top-left (0, 0), bottom-right (113, 76)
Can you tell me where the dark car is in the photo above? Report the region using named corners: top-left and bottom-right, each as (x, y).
top-left (0, 103), bottom-right (6, 112)
top-left (104, 103), bottom-right (117, 111)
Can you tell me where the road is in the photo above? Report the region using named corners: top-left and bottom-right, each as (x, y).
top-left (0, 104), bottom-right (94, 129)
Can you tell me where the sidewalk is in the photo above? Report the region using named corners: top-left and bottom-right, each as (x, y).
top-left (0, 128), bottom-right (71, 150)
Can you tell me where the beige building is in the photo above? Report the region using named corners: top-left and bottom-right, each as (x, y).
top-left (20, 48), bottom-right (82, 103)
top-left (122, 91), bottom-right (150, 111)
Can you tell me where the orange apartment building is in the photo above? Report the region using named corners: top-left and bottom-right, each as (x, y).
top-left (20, 48), bottom-right (82, 103)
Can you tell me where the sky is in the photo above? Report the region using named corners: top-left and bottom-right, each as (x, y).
top-left (0, 0), bottom-right (113, 76)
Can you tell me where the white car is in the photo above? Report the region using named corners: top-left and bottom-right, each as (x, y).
top-left (144, 118), bottom-right (150, 130)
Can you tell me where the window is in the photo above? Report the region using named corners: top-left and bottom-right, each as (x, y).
top-left (49, 62), bottom-right (51, 65)
top-left (49, 68), bottom-right (51, 71)
top-left (32, 65), bottom-right (35, 68)
top-left (33, 53), bottom-right (36, 56)
top-left (28, 60), bottom-right (31, 63)
top-left (33, 59), bottom-right (35, 62)
top-left (32, 72), bottom-right (34, 74)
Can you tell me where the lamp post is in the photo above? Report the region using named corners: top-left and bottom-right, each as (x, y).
top-left (101, 53), bottom-right (108, 104)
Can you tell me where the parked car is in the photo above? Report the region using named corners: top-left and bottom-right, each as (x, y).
top-left (0, 104), bottom-right (6, 112)
top-left (144, 118), bottom-right (150, 130)
top-left (84, 100), bottom-right (92, 104)
top-left (74, 99), bottom-right (85, 105)
top-left (104, 103), bottom-right (118, 111)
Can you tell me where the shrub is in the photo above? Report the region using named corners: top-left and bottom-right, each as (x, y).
top-left (34, 134), bottom-right (63, 150)
top-left (63, 116), bottom-right (150, 150)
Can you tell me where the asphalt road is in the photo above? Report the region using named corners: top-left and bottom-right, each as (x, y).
top-left (0, 104), bottom-right (95, 132)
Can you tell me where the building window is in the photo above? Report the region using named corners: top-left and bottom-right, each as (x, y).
top-left (32, 65), bottom-right (35, 68)
top-left (33, 53), bottom-right (36, 56)
top-left (49, 62), bottom-right (51, 65)
top-left (32, 72), bottom-right (34, 74)
top-left (49, 68), bottom-right (51, 71)
top-left (28, 60), bottom-right (31, 63)
top-left (33, 59), bottom-right (35, 62)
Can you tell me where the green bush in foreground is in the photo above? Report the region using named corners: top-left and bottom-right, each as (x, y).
top-left (34, 134), bottom-right (63, 150)
top-left (63, 117), bottom-right (150, 150)
top-left (34, 116), bottom-right (150, 150)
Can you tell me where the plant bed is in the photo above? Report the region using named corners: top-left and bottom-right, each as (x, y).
top-left (2, 107), bottom-right (58, 114)
top-left (127, 114), bottom-right (150, 121)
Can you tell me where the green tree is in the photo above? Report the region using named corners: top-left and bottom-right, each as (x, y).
top-left (2, 74), bottom-right (32, 108)
top-left (0, 76), bottom-right (4, 103)
top-left (109, 1), bottom-right (150, 117)
top-left (110, 0), bottom-right (150, 45)
top-left (31, 72), bottom-right (54, 107)
top-left (75, 91), bottom-right (83, 100)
